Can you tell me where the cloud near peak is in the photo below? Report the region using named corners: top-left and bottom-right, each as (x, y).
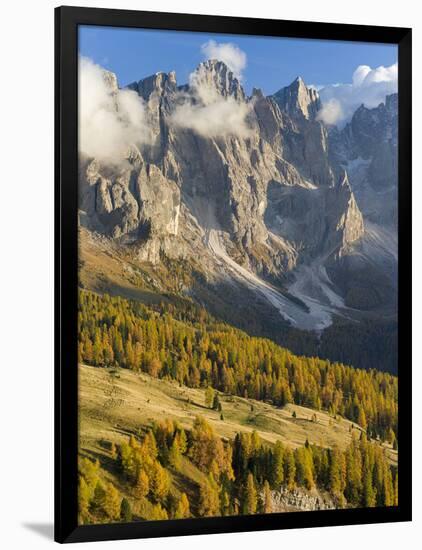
top-left (79, 57), bottom-right (151, 164)
top-left (169, 51), bottom-right (252, 140)
top-left (170, 92), bottom-right (252, 139)
top-left (317, 62), bottom-right (398, 126)
top-left (201, 40), bottom-right (247, 79)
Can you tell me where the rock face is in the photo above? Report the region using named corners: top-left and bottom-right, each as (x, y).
top-left (80, 154), bottom-right (180, 242)
top-left (329, 93), bottom-right (398, 226)
top-left (79, 60), bottom-right (397, 336)
top-left (268, 486), bottom-right (336, 512)
top-left (127, 71), bottom-right (177, 101)
top-left (265, 171), bottom-right (363, 262)
top-left (272, 77), bottom-right (321, 122)
top-left (190, 59), bottom-right (246, 101)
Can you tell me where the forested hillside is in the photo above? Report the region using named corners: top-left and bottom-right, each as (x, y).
top-left (78, 290), bottom-right (398, 444)
top-left (79, 416), bottom-right (398, 524)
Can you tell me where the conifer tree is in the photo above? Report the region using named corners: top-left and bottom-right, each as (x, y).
top-left (284, 447), bottom-right (296, 490)
top-left (212, 393), bottom-right (222, 411)
top-left (176, 429), bottom-right (187, 454)
top-left (79, 477), bottom-right (91, 518)
top-left (92, 481), bottom-right (106, 511)
top-left (150, 462), bottom-right (170, 502)
top-left (382, 465), bottom-right (394, 506)
top-left (144, 430), bottom-right (158, 459)
top-left (295, 447), bottom-right (314, 490)
top-left (120, 498), bottom-right (132, 522)
top-left (103, 482), bottom-right (121, 520)
top-left (362, 468), bottom-right (376, 507)
top-left (244, 473), bottom-right (258, 515)
top-left (169, 438), bottom-right (181, 469)
top-left (135, 469), bottom-right (149, 498)
top-left (220, 487), bottom-right (231, 516)
top-left (84, 338), bottom-right (93, 363)
top-left (198, 474), bottom-right (220, 517)
top-left (345, 434), bottom-right (363, 505)
top-left (271, 441), bottom-right (284, 488)
top-left (357, 407), bottom-right (367, 430)
top-left (174, 493), bottom-right (190, 519)
top-left (329, 448), bottom-right (346, 495)
top-left (263, 480), bottom-right (272, 513)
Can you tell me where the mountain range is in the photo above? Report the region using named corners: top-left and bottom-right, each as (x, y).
top-left (78, 59), bottom-right (398, 373)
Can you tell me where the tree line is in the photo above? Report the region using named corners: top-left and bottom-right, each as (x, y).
top-left (78, 290), bottom-right (398, 443)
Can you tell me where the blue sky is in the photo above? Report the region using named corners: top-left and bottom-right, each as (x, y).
top-left (79, 25), bottom-right (397, 96)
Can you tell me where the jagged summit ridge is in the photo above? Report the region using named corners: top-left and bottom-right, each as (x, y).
top-left (79, 62), bottom-right (396, 332)
top-left (330, 92), bottom-right (398, 226)
top-left (188, 59), bottom-right (246, 101)
top-left (127, 71), bottom-right (177, 101)
top-left (126, 60), bottom-right (246, 103)
top-left (272, 76), bottom-right (321, 122)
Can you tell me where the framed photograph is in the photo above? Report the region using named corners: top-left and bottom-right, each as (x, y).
top-left (55, 5), bottom-right (412, 543)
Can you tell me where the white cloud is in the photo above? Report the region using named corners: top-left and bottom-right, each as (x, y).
top-left (317, 62), bottom-right (398, 126)
top-left (316, 99), bottom-right (344, 126)
top-left (79, 57), bottom-right (151, 164)
top-left (170, 94), bottom-right (252, 139)
top-left (201, 40), bottom-right (247, 79)
top-left (352, 65), bottom-right (371, 87)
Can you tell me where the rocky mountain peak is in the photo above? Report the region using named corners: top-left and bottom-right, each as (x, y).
top-left (349, 95), bottom-right (398, 158)
top-left (127, 70), bottom-right (177, 101)
top-left (272, 76), bottom-right (321, 122)
top-left (251, 87), bottom-right (265, 99)
top-left (102, 70), bottom-right (118, 94)
top-left (191, 59), bottom-right (246, 101)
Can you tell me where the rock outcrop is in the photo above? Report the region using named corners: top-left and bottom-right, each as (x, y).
top-left (266, 486), bottom-right (336, 512)
top-left (265, 171), bottom-right (364, 262)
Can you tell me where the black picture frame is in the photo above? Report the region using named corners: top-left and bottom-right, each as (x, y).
top-left (55, 5), bottom-right (412, 544)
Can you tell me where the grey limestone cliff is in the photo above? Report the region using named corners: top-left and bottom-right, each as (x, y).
top-left (78, 60), bottom-right (397, 336)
